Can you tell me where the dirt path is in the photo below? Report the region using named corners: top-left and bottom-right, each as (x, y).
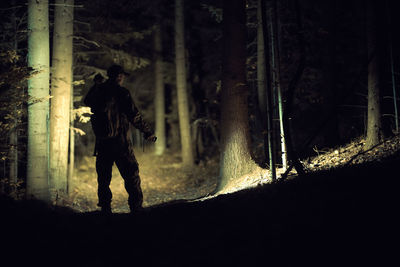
top-left (67, 151), bottom-right (219, 213)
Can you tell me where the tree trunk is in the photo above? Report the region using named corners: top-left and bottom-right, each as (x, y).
top-left (67, 75), bottom-right (74, 195)
top-left (260, 0), bottom-right (277, 180)
top-left (386, 1), bottom-right (398, 133)
top-left (257, 0), bottom-right (267, 120)
top-left (50, 0), bottom-right (74, 194)
top-left (258, 0), bottom-right (277, 180)
top-left (270, 0), bottom-right (287, 171)
top-left (281, 0), bottom-right (306, 178)
top-left (365, 0), bottom-right (381, 149)
top-left (175, 0), bottom-right (194, 167)
top-left (218, 0), bottom-right (255, 191)
top-left (26, 0), bottom-right (50, 202)
top-left (9, 0), bottom-right (18, 185)
top-left (154, 23), bottom-right (166, 155)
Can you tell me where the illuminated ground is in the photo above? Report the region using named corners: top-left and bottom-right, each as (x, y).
top-left (2, 136), bottom-right (399, 267)
top-left (63, 135), bottom-right (400, 213)
top-left (66, 150), bottom-right (220, 213)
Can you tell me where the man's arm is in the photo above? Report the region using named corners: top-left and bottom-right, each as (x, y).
top-left (83, 85), bottom-right (98, 108)
top-left (123, 89), bottom-right (156, 141)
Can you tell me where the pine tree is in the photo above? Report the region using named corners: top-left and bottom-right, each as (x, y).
top-left (218, 0), bottom-right (255, 191)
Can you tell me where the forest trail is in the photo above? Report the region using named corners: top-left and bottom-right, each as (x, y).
top-left (67, 135), bottom-right (400, 213)
top-left (2, 144), bottom-right (398, 266)
top-left (67, 150), bottom-right (220, 212)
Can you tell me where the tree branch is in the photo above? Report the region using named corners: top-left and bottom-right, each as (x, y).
top-left (73, 36), bottom-right (101, 47)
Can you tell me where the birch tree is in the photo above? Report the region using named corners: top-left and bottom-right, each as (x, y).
top-left (50, 0), bottom-right (74, 194)
top-left (26, 0), bottom-right (50, 201)
top-left (175, 0), bottom-right (194, 167)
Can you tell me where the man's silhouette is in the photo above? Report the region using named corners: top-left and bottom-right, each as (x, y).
top-left (84, 65), bottom-right (156, 214)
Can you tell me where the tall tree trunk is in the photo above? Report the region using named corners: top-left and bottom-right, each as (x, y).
top-left (175, 0), bottom-right (193, 167)
top-left (9, 0), bottom-right (18, 185)
top-left (260, 0), bottom-right (277, 180)
top-left (257, 0), bottom-right (267, 120)
top-left (218, 0), bottom-right (255, 191)
top-left (281, 0), bottom-right (306, 178)
top-left (365, 0), bottom-right (381, 149)
top-left (270, 0), bottom-right (287, 171)
top-left (26, 0), bottom-right (50, 201)
top-left (67, 73), bottom-right (74, 194)
top-left (169, 89), bottom-right (180, 151)
top-left (386, 1), bottom-right (398, 133)
top-left (154, 23), bottom-right (166, 155)
top-left (50, 0), bottom-right (74, 194)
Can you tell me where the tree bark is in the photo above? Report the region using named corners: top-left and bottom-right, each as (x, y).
top-left (281, 0), bottom-right (305, 178)
top-left (386, 1), bottom-right (398, 133)
top-left (67, 74), bottom-right (74, 194)
top-left (9, 0), bottom-right (18, 185)
top-left (257, 0), bottom-right (267, 120)
top-left (50, 0), bottom-right (74, 194)
top-left (271, 0), bottom-right (287, 171)
top-left (260, 0), bottom-right (277, 180)
top-left (365, 0), bottom-right (381, 149)
top-left (154, 23), bottom-right (166, 155)
top-left (175, 0), bottom-right (194, 167)
top-left (218, 0), bottom-right (255, 191)
top-left (26, 0), bottom-right (50, 202)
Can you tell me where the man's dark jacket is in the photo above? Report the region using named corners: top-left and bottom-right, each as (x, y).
top-left (84, 80), bottom-right (153, 151)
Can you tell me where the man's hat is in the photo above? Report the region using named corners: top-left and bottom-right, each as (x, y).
top-left (107, 64), bottom-right (130, 78)
top-left (93, 73), bottom-right (104, 82)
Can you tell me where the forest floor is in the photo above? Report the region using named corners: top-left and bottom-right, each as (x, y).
top-left (2, 135), bottom-right (399, 266)
top-left (62, 134), bottom-right (400, 213)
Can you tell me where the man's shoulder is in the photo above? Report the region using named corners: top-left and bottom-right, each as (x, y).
top-left (117, 86), bottom-right (131, 98)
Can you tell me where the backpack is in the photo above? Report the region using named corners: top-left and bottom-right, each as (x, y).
top-left (89, 85), bottom-right (128, 139)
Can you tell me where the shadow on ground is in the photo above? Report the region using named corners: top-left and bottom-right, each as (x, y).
top-left (1, 153), bottom-right (399, 267)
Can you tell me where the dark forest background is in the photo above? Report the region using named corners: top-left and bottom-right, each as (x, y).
top-left (0, 0), bottom-right (399, 193)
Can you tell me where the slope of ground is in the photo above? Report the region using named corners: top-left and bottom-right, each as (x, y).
top-left (1, 146), bottom-right (399, 267)
top-left (65, 135), bottom-right (400, 214)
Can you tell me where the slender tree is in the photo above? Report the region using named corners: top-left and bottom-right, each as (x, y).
top-left (67, 76), bottom-right (74, 194)
top-left (259, 0), bottom-right (276, 180)
top-left (257, 0), bottom-right (267, 119)
top-left (386, 0), bottom-right (398, 133)
top-left (9, 0), bottom-right (19, 185)
top-left (365, 0), bottom-right (381, 149)
top-left (154, 23), bottom-right (166, 155)
top-left (50, 0), bottom-right (74, 194)
top-left (281, 0), bottom-right (306, 178)
top-left (26, 0), bottom-right (50, 201)
top-left (270, 0), bottom-right (287, 171)
top-left (175, 0), bottom-right (194, 167)
top-left (218, 0), bottom-right (255, 190)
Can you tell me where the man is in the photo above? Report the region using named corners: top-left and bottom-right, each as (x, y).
top-left (84, 65), bottom-right (156, 214)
